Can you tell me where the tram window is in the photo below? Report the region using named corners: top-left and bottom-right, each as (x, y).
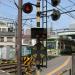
top-left (58, 42), bottom-right (60, 49)
top-left (47, 41), bottom-right (56, 49)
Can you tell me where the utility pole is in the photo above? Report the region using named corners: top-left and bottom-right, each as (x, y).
top-left (16, 0), bottom-right (22, 75)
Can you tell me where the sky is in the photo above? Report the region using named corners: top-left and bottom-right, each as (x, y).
top-left (0, 0), bottom-right (75, 30)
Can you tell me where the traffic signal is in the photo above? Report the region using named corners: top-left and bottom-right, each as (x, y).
top-left (22, 2), bottom-right (33, 14)
top-left (51, 9), bottom-right (61, 21)
top-left (51, 0), bottom-right (60, 7)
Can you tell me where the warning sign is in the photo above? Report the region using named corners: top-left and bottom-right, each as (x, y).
top-left (31, 28), bottom-right (47, 40)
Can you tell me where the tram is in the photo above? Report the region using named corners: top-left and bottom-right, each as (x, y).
top-left (47, 36), bottom-right (60, 56)
top-left (47, 36), bottom-right (75, 55)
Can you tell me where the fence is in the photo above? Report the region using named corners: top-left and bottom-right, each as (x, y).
top-left (59, 69), bottom-right (72, 75)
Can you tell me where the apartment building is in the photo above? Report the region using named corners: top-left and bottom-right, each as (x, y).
top-left (0, 21), bottom-right (31, 59)
top-left (0, 21), bottom-right (15, 49)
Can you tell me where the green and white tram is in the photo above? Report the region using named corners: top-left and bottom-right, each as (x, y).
top-left (47, 36), bottom-right (75, 56)
top-left (47, 36), bottom-right (60, 56)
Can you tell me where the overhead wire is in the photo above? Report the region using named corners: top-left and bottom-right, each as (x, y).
top-left (0, 16), bottom-right (16, 21)
top-left (59, 5), bottom-right (75, 19)
top-left (46, 0), bottom-right (75, 20)
top-left (65, 4), bottom-right (75, 8)
top-left (67, 0), bottom-right (75, 18)
top-left (0, 1), bottom-right (16, 9)
top-left (5, 0), bottom-right (14, 3)
top-left (68, 0), bottom-right (75, 5)
top-left (22, 8), bottom-right (75, 21)
top-left (0, 0), bottom-right (18, 22)
top-left (0, 0), bottom-right (75, 21)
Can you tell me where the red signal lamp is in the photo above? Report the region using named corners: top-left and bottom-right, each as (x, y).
top-left (22, 2), bottom-right (33, 14)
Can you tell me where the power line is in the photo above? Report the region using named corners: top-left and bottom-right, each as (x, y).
top-left (59, 5), bottom-right (75, 19)
top-left (46, 0), bottom-right (75, 20)
top-left (22, 9), bottom-right (75, 21)
top-left (0, 8), bottom-right (75, 21)
top-left (61, 9), bottom-right (75, 14)
top-left (68, 0), bottom-right (75, 5)
top-left (65, 4), bottom-right (75, 8)
top-left (0, 1), bottom-right (16, 9)
top-left (0, 16), bottom-right (16, 21)
top-left (8, 0), bottom-right (14, 3)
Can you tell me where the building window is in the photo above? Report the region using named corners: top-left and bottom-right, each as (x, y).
top-left (7, 37), bottom-right (13, 42)
top-left (23, 39), bottom-right (29, 44)
top-left (0, 45), bottom-right (4, 48)
top-left (2, 28), bottom-right (6, 32)
top-left (8, 27), bottom-right (13, 32)
top-left (0, 37), bottom-right (4, 42)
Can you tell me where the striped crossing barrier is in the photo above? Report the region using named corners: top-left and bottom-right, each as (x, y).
top-left (23, 56), bottom-right (35, 75)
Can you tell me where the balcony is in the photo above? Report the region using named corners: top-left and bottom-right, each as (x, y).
top-left (0, 32), bottom-right (15, 36)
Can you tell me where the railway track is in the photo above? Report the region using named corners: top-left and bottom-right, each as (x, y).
top-left (0, 63), bottom-right (17, 73)
top-left (0, 63), bottom-right (36, 74)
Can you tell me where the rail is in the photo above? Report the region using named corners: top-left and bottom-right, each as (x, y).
top-left (0, 63), bottom-right (36, 74)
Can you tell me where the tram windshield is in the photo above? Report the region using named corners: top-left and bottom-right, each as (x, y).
top-left (47, 41), bottom-right (56, 49)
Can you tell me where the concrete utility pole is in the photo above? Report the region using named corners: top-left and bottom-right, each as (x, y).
top-left (16, 0), bottom-right (22, 75)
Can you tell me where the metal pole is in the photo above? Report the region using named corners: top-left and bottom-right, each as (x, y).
top-left (69, 69), bottom-right (71, 75)
top-left (42, 0), bottom-right (44, 28)
top-left (46, 0), bottom-right (48, 68)
top-left (16, 0), bottom-right (22, 75)
top-left (72, 54), bottom-right (75, 75)
top-left (36, 0), bottom-right (41, 75)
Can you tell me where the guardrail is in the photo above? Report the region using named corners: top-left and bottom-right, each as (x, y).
top-left (59, 69), bottom-right (72, 75)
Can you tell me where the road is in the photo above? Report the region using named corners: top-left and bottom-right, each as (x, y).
top-left (40, 56), bottom-right (72, 75)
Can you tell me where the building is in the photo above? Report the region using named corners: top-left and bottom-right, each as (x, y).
top-left (0, 21), bottom-right (32, 60)
top-left (0, 21), bottom-right (15, 49)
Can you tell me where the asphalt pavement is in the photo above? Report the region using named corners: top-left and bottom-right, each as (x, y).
top-left (40, 56), bottom-right (72, 75)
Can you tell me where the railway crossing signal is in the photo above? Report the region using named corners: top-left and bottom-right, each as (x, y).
top-left (51, 0), bottom-right (60, 7)
top-left (22, 2), bottom-right (33, 14)
top-left (51, 9), bottom-right (61, 21)
top-left (51, 0), bottom-right (61, 21)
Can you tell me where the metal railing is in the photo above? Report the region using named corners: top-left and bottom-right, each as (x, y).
top-left (58, 69), bottom-right (72, 75)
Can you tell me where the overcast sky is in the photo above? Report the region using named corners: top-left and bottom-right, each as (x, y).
top-left (0, 0), bottom-right (75, 30)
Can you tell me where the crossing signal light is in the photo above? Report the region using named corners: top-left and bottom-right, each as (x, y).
top-left (51, 9), bottom-right (61, 21)
top-left (51, 0), bottom-right (60, 7)
top-left (22, 2), bottom-right (33, 14)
